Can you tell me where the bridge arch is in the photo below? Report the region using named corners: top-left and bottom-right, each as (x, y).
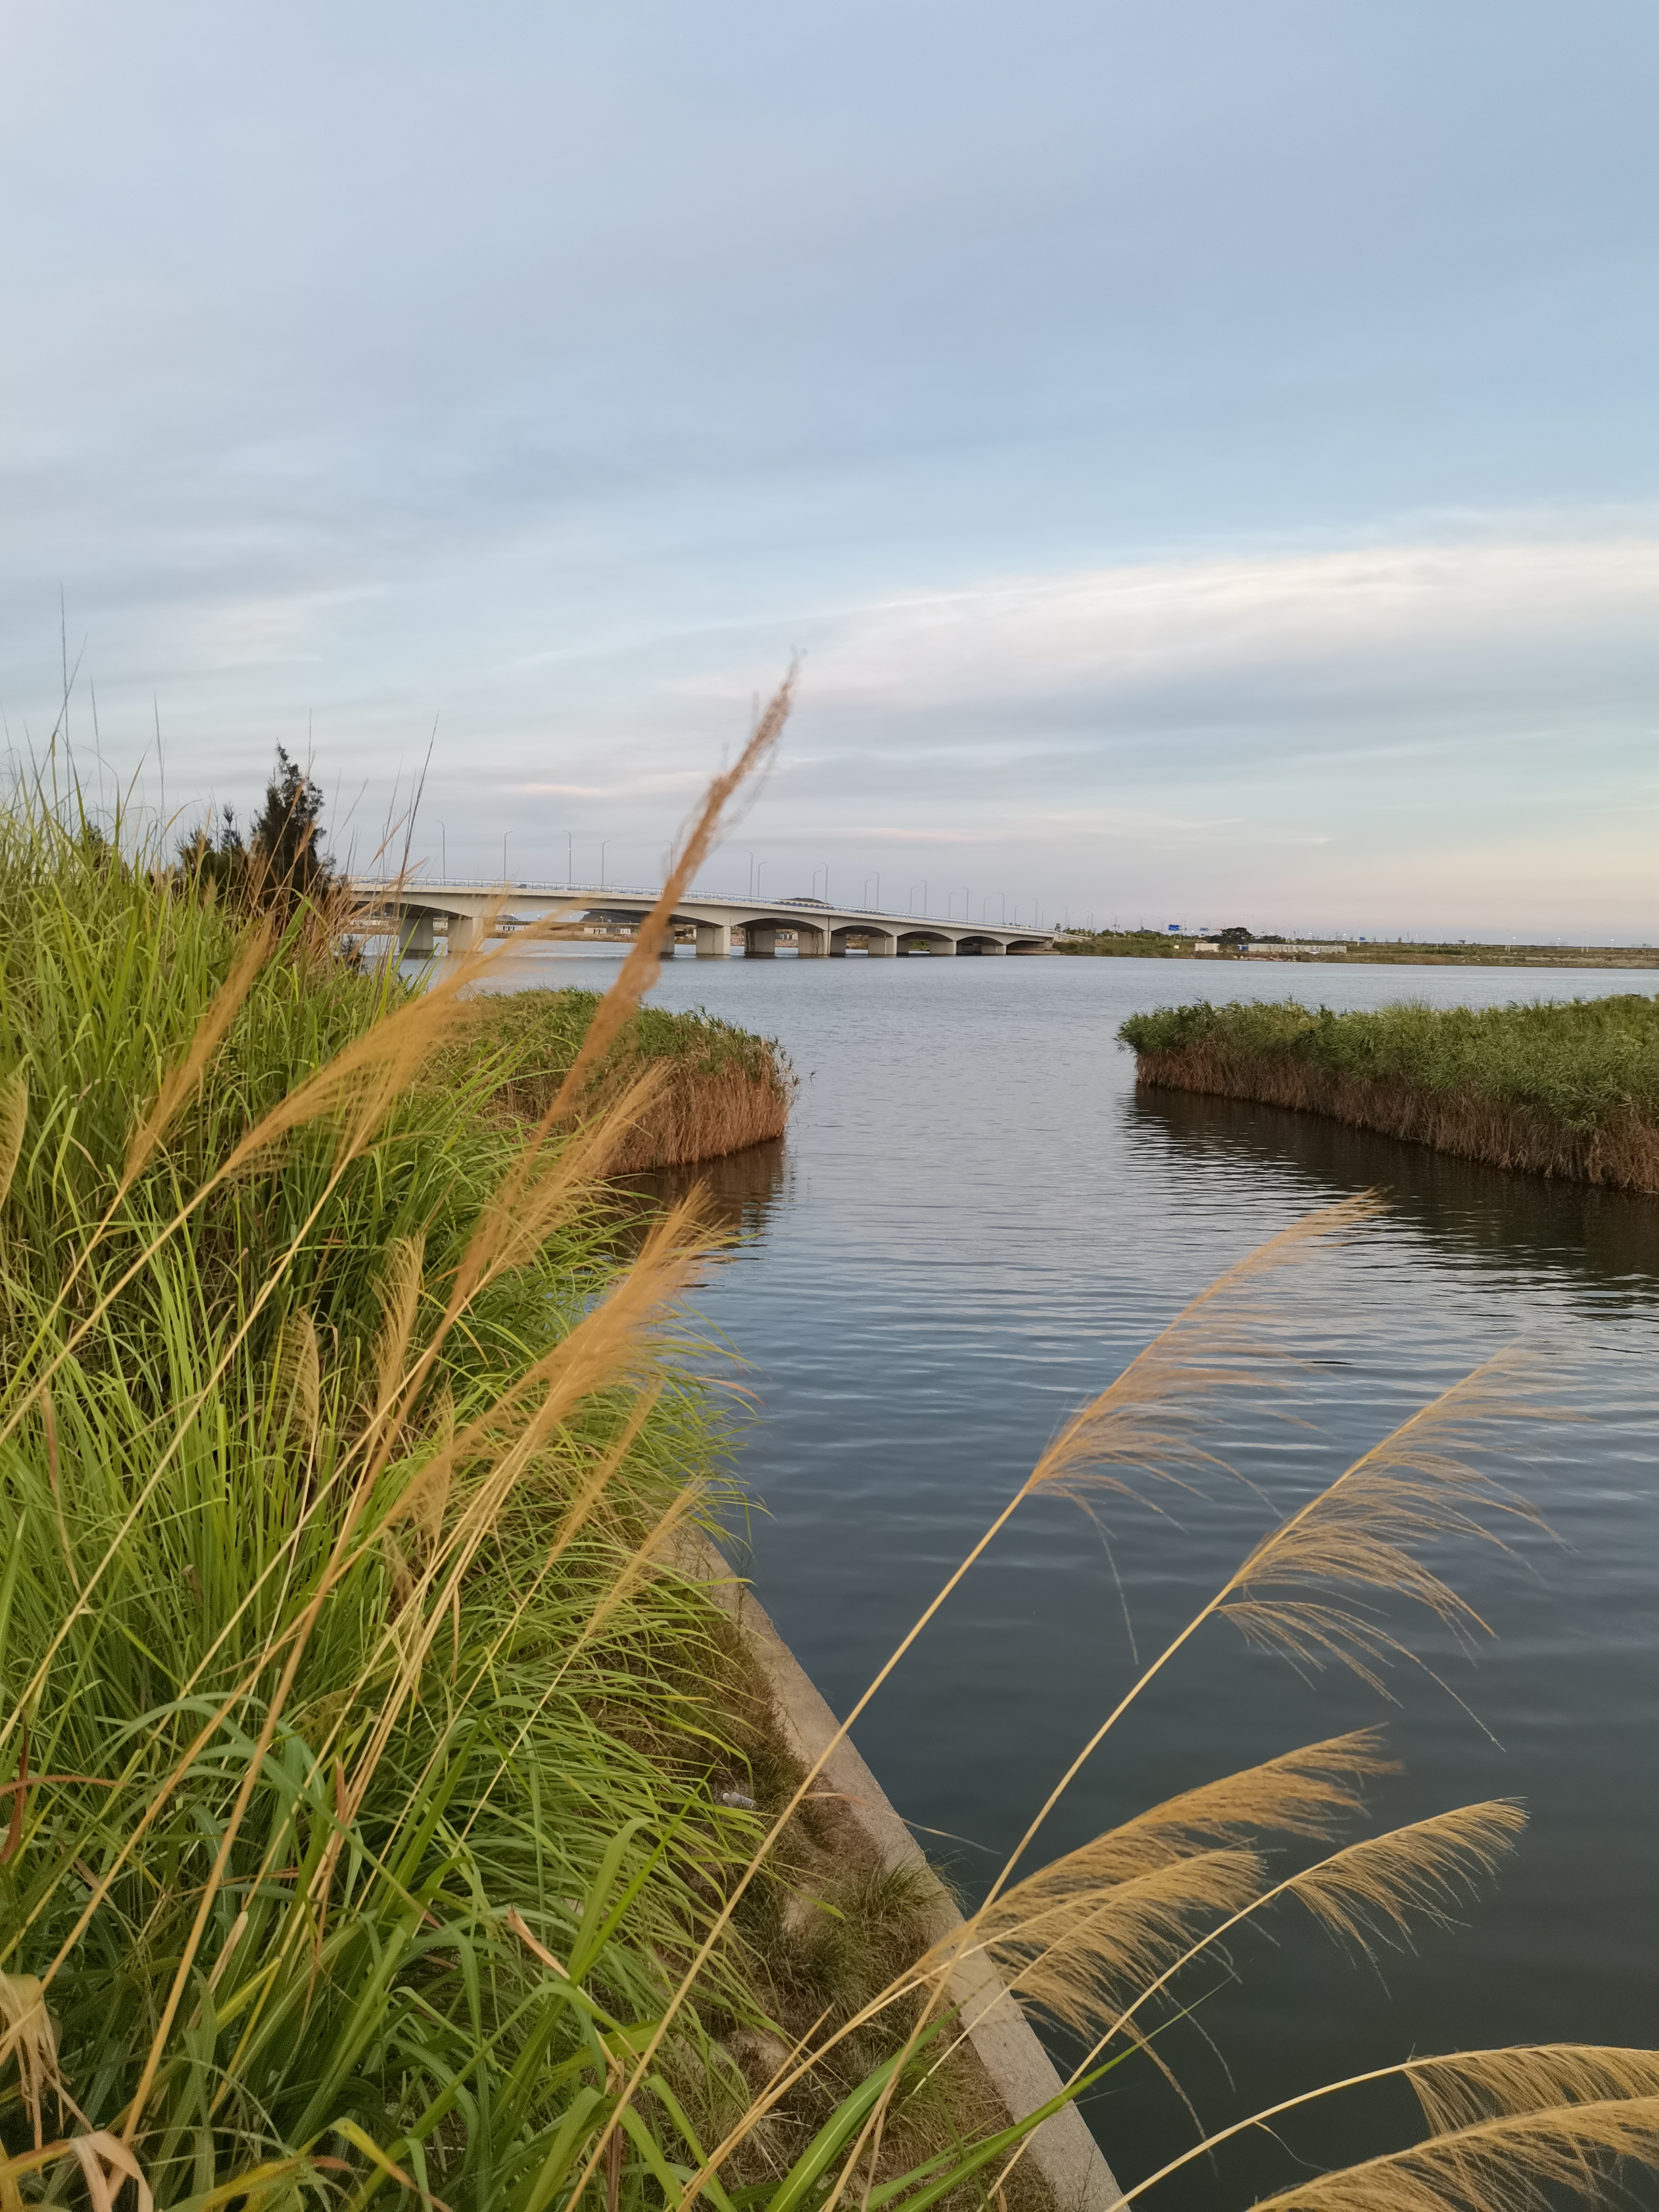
top-left (347, 879), bottom-right (1057, 963)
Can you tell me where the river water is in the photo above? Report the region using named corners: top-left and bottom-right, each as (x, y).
top-left (481, 945), bottom-right (1659, 2204)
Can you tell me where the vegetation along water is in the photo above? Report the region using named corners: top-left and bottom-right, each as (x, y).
top-left (6, 707), bottom-right (1659, 2210)
top-left (1061, 928), bottom-right (1659, 970)
top-left (1120, 993), bottom-right (1659, 1190)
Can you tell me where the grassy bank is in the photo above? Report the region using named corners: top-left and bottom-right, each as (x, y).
top-left (1300, 940), bottom-right (1659, 969)
top-left (1061, 929), bottom-right (1659, 970)
top-left (1119, 994), bottom-right (1659, 1190)
top-left (0, 798), bottom-right (776, 2196)
top-left (442, 991), bottom-right (795, 1170)
top-left (1056, 929), bottom-right (1193, 958)
top-left (8, 698), bottom-right (1659, 2210)
top-left (0, 721), bottom-right (1077, 2209)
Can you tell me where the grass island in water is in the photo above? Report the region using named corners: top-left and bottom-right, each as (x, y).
top-left (1120, 993), bottom-right (1659, 1191)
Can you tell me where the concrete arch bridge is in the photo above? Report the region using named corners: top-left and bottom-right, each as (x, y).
top-left (350, 882), bottom-right (1057, 961)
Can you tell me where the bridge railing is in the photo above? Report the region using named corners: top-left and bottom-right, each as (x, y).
top-left (349, 880), bottom-right (1048, 930)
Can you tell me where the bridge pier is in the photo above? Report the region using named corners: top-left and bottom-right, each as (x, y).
top-left (348, 882), bottom-right (1057, 964)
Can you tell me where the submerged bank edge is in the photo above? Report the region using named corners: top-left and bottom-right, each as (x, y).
top-left (673, 1529), bottom-right (1126, 2212)
top-left (1130, 1042), bottom-right (1659, 1194)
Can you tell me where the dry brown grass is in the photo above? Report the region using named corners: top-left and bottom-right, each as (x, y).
top-left (602, 1061), bottom-right (793, 1170)
top-left (1134, 1045), bottom-right (1659, 1192)
top-left (445, 990), bottom-right (798, 1170)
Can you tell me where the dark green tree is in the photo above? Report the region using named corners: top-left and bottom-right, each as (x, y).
top-left (178, 750), bottom-right (334, 918)
top-left (248, 745), bottom-right (331, 905)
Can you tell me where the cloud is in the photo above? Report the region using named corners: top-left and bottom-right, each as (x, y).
top-left (794, 527), bottom-right (1659, 742)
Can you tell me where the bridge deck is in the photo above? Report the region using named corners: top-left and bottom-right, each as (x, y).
top-left (349, 880), bottom-right (1054, 955)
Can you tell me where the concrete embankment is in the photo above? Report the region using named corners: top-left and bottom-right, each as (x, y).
top-left (685, 1533), bottom-right (1124, 2212)
top-left (1133, 1045), bottom-right (1659, 1194)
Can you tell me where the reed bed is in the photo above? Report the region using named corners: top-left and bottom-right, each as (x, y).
top-left (3, 700), bottom-right (1659, 2211)
top-left (435, 993), bottom-right (795, 1170)
top-left (1120, 996), bottom-right (1659, 1190)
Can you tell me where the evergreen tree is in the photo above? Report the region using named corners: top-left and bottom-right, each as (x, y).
top-left (249, 745), bottom-right (331, 903)
top-left (177, 749), bottom-right (334, 917)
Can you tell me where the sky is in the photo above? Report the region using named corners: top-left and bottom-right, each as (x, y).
top-left (1, 1), bottom-right (1655, 938)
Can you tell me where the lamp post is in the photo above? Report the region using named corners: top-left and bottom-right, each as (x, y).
top-left (600, 841), bottom-right (610, 890)
top-left (565, 830), bottom-right (573, 888)
top-left (502, 832), bottom-right (509, 883)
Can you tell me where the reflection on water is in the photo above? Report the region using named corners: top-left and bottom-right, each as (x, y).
top-left (623, 1135), bottom-right (792, 1245)
top-left (1133, 1085), bottom-right (1659, 1316)
top-left (466, 948), bottom-right (1659, 2203)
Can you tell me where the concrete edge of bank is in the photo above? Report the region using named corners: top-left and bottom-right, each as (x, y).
top-left (683, 1531), bottom-right (1124, 2212)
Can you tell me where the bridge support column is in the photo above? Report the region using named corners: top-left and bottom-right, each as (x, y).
top-left (981, 939), bottom-right (1007, 954)
top-left (447, 913), bottom-right (482, 954)
top-left (796, 924), bottom-right (830, 957)
top-left (744, 925), bottom-right (778, 958)
top-left (696, 922), bottom-right (731, 959)
top-left (864, 931), bottom-right (897, 956)
top-left (930, 937), bottom-right (957, 955)
top-left (827, 929), bottom-right (851, 956)
top-left (397, 912), bottom-right (435, 959)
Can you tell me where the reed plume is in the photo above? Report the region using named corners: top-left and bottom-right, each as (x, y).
top-left (1029, 1191), bottom-right (1385, 1510)
top-left (609, 1194), bottom-right (1394, 2197)
top-left (1220, 1346), bottom-right (1548, 1685)
top-left (990, 1344), bottom-right (1551, 1903)
top-left (1121, 2047), bottom-right (1659, 2212)
top-left (8, 712), bottom-right (1659, 2212)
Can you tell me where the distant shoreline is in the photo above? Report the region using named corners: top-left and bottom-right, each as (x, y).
top-left (1058, 931), bottom-right (1659, 971)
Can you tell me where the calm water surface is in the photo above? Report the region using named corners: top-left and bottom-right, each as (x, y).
top-left (483, 947), bottom-right (1659, 2202)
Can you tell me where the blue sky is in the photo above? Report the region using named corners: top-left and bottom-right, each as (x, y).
top-left (2, 1), bottom-right (1655, 935)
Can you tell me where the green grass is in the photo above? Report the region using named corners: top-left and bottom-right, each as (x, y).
top-left (0, 778), bottom-right (1035, 2209)
top-left (1118, 993), bottom-right (1659, 1133)
top-left (1056, 930), bottom-right (1190, 958)
top-left (1061, 931), bottom-right (1659, 970)
top-left (438, 991), bottom-right (791, 1126)
top-left (0, 792), bottom-right (789, 2201)
top-left (7, 747), bottom-right (1659, 2212)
